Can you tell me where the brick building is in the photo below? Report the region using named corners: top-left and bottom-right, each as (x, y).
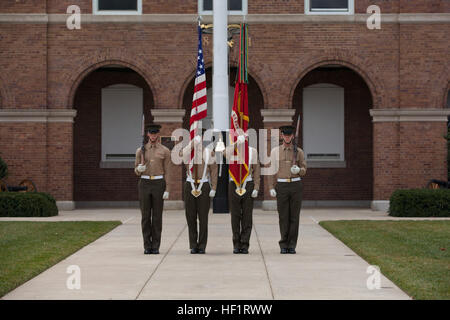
top-left (0, 1), bottom-right (449, 211)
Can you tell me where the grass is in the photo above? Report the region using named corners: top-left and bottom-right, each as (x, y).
top-left (0, 221), bottom-right (121, 297)
top-left (319, 220), bottom-right (450, 300)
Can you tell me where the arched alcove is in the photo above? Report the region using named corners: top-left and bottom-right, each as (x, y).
top-left (292, 65), bottom-right (373, 202)
top-left (72, 65), bottom-right (155, 203)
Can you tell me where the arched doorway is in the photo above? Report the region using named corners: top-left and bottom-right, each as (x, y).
top-left (292, 65), bottom-right (373, 203)
top-left (181, 66), bottom-right (265, 202)
top-left (73, 65), bottom-right (155, 205)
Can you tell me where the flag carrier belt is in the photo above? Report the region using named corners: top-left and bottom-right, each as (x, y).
top-left (277, 177), bottom-right (301, 183)
top-left (141, 175), bottom-right (164, 180)
top-left (230, 176), bottom-right (252, 182)
top-left (186, 177), bottom-right (209, 184)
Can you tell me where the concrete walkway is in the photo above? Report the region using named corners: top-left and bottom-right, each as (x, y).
top-left (1, 208), bottom-right (424, 300)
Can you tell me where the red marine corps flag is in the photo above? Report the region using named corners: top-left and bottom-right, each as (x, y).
top-left (229, 24), bottom-right (249, 196)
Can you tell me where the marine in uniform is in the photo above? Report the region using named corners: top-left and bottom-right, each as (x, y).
top-left (225, 135), bottom-right (261, 254)
top-left (180, 135), bottom-right (218, 254)
top-left (269, 125), bottom-right (307, 254)
top-left (135, 124), bottom-right (171, 255)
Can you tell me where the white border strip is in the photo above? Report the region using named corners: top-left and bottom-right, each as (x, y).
top-left (0, 109), bottom-right (77, 123)
top-left (0, 13), bottom-right (449, 24)
top-left (370, 109), bottom-right (450, 122)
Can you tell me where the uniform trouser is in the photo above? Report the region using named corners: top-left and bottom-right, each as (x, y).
top-left (275, 180), bottom-right (303, 249)
top-left (184, 182), bottom-right (211, 250)
top-left (228, 181), bottom-right (255, 250)
top-left (138, 179), bottom-right (166, 250)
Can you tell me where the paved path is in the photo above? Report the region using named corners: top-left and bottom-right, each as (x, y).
top-left (1, 208), bottom-right (421, 300)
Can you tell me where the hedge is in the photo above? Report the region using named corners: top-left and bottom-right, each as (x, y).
top-left (0, 156), bottom-right (7, 180)
top-left (0, 192), bottom-right (58, 217)
top-left (389, 189), bottom-right (450, 217)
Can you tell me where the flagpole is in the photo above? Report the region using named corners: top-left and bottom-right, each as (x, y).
top-left (212, 0), bottom-right (229, 131)
top-left (212, 0), bottom-right (230, 213)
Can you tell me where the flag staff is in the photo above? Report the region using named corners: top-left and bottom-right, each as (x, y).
top-left (211, 0), bottom-right (230, 213)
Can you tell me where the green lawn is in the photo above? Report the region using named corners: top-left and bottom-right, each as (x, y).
top-left (0, 221), bottom-right (121, 297)
top-left (319, 220), bottom-right (450, 300)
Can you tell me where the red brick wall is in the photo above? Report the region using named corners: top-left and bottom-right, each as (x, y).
top-left (399, 122), bottom-right (447, 188)
top-left (0, 123), bottom-right (48, 193)
top-left (373, 121), bottom-right (448, 199)
top-left (292, 67), bottom-right (373, 200)
top-left (46, 23), bottom-right (199, 110)
top-left (73, 69), bottom-right (154, 201)
top-left (400, 24), bottom-right (450, 109)
top-left (47, 122), bottom-right (72, 200)
top-left (249, 0), bottom-right (304, 14)
top-left (0, 24), bottom-right (47, 109)
top-left (0, 0), bottom-right (45, 13)
top-left (399, 0), bottom-right (450, 13)
top-left (373, 122), bottom-right (401, 199)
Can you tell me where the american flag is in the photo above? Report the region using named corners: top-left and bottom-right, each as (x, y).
top-left (189, 25), bottom-right (207, 173)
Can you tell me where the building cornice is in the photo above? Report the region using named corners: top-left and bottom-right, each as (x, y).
top-left (0, 13), bottom-right (449, 24)
top-left (370, 109), bottom-right (450, 122)
top-left (0, 109), bottom-right (77, 123)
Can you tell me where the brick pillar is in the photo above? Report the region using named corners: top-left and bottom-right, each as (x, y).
top-left (370, 109), bottom-right (450, 211)
top-left (47, 110), bottom-right (77, 210)
top-left (151, 109), bottom-right (186, 209)
top-left (0, 109), bottom-right (77, 210)
top-left (260, 109), bottom-right (296, 210)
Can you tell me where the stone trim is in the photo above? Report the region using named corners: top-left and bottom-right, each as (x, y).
top-left (0, 109), bottom-right (77, 123)
top-left (0, 13), bottom-right (449, 24)
top-left (370, 109), bottom-right (450, 122)
top-left (261, 109), bottom-right (295, 123)
top-left (56, 201), bottom-right (75, 211)
top-left (151, 109), bottom-right (186, 123)
top-left (371, 200), bottom-right (389, 212)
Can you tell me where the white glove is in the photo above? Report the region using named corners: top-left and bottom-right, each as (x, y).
top-left (237, 135), bottom-right (245, 144)
top-left (163, 192), bottom-right (169, 200)
top-left (290, 165), bottom-right (300, 175)
top-left (209, 189), bottom-right (216, 198)
top-left (270, 189), bottom-right (277, 197)
top-left (251, 190), bottom-right (258, 198)
top-left (137, 164), bottom-right (146, 173)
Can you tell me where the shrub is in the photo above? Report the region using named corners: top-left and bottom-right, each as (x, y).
top-left (0, 157), bottom-right (7, 180)
top-left (0, 192), bottom-right (58, 217)
top-left (446, 126), bottom-right (450, 181)
top-left (389, 189), bottom-right (450, 217)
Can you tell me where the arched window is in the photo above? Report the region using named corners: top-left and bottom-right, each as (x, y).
top-left (303, 83), bottom-right (345, 162)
